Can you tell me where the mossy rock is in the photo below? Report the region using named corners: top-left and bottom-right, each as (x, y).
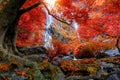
top-left (60, 59), bottom-right (100, 76)
top-left (38, 62), bottom-right (65, 80)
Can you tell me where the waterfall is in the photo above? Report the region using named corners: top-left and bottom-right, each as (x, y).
top-left (44, 8), bottom-right (54, 49)
top-left (72, 21), bottom-right (79, 60)
top-left (72, 21), bottom-right (80, 39)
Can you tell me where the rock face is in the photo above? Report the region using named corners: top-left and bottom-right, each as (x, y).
top-left (100, 61), bottom-right (120, 80)
top-left (105, 48), bottom-right (120, 56)
top-left (51, 22), bottom-right (76, 43)
top-left (58, 57), bottom-right (120, 80)
top-left (19, 46), bottom-right (48, 55)
top-left (96, 52), bottom-right (110, 59)
top-left (105, 71), bottom-right (120, 80)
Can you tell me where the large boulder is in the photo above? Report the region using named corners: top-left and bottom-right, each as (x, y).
top-left (105, 71), bottom-right (120, 80)
top-left (105, 48), bottom-right (120, 57)
top-left (19, 46), bottom-right (48, 55)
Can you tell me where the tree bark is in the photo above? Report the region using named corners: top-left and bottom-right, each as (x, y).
top-left (115, 37), bottom-right (120, 54)
top-left (0, 1), bottom-right (46, 79)
top-left (0, 48), bottom-right (45, 80)
top-left (0, 0), bottom-right (26, 55)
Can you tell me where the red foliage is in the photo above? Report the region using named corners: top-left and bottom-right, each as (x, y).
top-left (73, 40), bottom-right (112, 58)
top-left (55, 0), bottom-right (89, 24)
top-left (73, 43), bottom-right (95, 58)
top-left (17, 0), bottom-right (120, 49)
top-left (17, 0), bottom-right (46, 47)
top-left (79, 0), bottom-right (120, 39)
top-left (52, 39), bottom-right (70, 56)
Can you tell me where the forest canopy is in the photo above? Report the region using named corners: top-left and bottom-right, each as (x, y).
top-left (0, 0), bottom-right (120, 80)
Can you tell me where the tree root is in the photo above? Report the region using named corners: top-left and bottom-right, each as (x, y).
top-left (0, 48), bottom-right (45, 80)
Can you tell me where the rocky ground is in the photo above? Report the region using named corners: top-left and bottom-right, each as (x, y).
top-left (0, 46), bottom-right (120, 80)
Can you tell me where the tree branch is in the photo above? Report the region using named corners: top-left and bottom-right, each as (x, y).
top-left (103, 34), bottom-right (120, 38)
top-left (19, 2), bottom-right (41, 15)
top-left (88, 26), bottom-right (120, 38)
top-left (19, 1), bottom-right (71, 25)
top-left (42, 2), bottom-right (71, 25)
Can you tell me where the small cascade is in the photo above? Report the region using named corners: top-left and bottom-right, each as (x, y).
top-left (72, 21), bottom-right (80, 60)
top-left (44, 8), bottom-right (54, 49)
top-left (72, 21), bottom-right (80, 39)
top-left (73, 56), bottom-right (77, 60)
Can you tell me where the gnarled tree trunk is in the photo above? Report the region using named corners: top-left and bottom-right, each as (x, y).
top-left (0, 0), bottom-right (26, 55)
top-left (0, 1), bottom-right (45, 79)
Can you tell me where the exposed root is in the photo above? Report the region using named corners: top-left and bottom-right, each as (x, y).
top-left (0, 48), bottom-right (45, 80)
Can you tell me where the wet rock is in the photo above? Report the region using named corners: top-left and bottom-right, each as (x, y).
top-left (53, 72), bottom-right (65, 80)
top-left (19, 46), bottom-right (48, 55)
top-left (50, 66), bottom-right (65, 80)
top-left (52, 55), bottom-right (76, 66)
top-left (25, 54), bottom-right (48, 62)
top-left (96, 52), bottom-right (110, 59)
top-left (105, 48), bottom-right (120, 57)
top-left (51, 23), bottom-right (74, 42)
top-left (41, 63), bottom-right (65, 80)
top-left (105, 71), bottom-right (120, 80)
top-left (52, 56), bottom-right (62, 66)
top-left (99, 60), bottom-right (120, 80)
top-left (62, 55), bottom-right (74, 60)
top-left (103, 67), bottom-right (115, 73)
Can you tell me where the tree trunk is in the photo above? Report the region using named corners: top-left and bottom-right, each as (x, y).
top-left (0, 1), bottom-right (45, 79)
top-left (115, 37), bottom-right (120, 54)
top-left (0, 0), bottom-right (26, 55)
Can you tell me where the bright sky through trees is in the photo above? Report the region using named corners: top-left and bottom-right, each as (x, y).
top-left (44, 0), bottom-right (57, 10)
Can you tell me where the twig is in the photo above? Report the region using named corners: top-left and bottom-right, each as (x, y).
top-left (19, 2), bottom-right (41, 14)
top-left (42, 2), bottom-right (71, 25)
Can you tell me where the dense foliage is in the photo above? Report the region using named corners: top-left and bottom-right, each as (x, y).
top-left (0, 0), bottom-right (120, 79)
top-left (15, 0), bottom-right (120, 56)
top-left (17, 0), bottom-right (46, 47)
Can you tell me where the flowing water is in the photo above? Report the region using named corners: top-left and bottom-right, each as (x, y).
top-left (44, 8), bottom-right (54, 49)
top-left (72, 21), bottom-right (79, 60)
top-left (72, 21), bottom-right (80, 39)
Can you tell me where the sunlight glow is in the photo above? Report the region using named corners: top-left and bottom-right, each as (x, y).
top-left (44, 0), bottom-right (57, 10)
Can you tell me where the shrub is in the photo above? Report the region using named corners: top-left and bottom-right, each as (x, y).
top-left (73, 41), bottom-right (112, 58)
